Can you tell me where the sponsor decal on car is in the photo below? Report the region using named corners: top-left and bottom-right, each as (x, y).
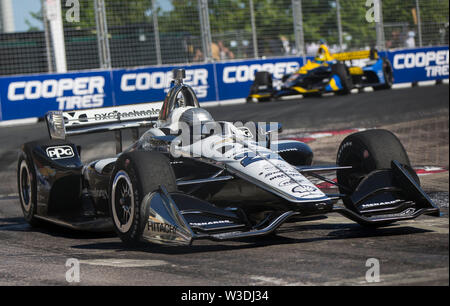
top-left (46, 146), bottom-right (75, 160)
top-left (147, 221), bottom-right (177, 234)
top-left (92, 109), bottom-right (160, 121)
top-left (291, 184), bottom-right (318, 194)
top-left (279, 179), bottom-right (297, 187)
top-left (361, 199), bottom-right (402, 209)
top-left (62, 102), bottom-right (163, 127)
top-left (189, 220), bottom-right (233, 227)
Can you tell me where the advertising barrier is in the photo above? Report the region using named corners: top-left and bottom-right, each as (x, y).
top-left (0, 70), bottom-right (114, 121)
top-left (112, 64), bottom-right (216, 106)
top-left (0, 46), bottom-right (448, 121)
top-left (388, 46), bottom-right (449, 83)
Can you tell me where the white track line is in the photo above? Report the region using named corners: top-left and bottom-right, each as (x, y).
top-left (79, 259), bottom-right (169, 268)
top-left (0, 118), bottom-right (39, 127)
top-left (0, 193), bottom-right (19, 199)
top-left (250, 267), bottom-right (448, 286)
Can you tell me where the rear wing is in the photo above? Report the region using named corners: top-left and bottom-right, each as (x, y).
top-left (333, 49), bottom-right (379, 61)
top-left (46, 102), bottom-right (163, 152)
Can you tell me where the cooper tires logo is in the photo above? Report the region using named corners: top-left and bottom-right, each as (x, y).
top-left (46, 146), bottom-right (75, 159)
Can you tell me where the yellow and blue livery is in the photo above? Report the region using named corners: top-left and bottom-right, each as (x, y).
top-left (247, 44), bottom-right (393, 102)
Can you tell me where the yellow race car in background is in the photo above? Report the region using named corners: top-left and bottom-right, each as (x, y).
top-left (247, 44), bottom-right (393, 102)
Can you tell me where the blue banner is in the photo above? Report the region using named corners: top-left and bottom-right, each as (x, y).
top-left (0, 46), bottom-right (448, 121)
top-left (0, 70), bottom-right (113, 121)
top-left (388, 46), bottom-right (449, 83)
top-left (215, 57), bottom-right (304, 101)
top-left (112, 63), bottom-right (217, 106)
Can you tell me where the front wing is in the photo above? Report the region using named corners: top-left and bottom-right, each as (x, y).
top-left (140, 161), bottom-right (439, 245)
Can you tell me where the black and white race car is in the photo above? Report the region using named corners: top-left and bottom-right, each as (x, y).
top-left (17, 69), bottom-right (439, 246)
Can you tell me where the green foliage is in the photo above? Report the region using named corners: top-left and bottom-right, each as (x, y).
top-left (25, 0), bottom-right (448, 48)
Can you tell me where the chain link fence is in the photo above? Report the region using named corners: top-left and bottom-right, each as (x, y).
top-left (0, 0), bottom-right (448, 76)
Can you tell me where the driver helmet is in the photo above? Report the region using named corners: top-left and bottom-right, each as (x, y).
top-left (315, 43), bottom-right (333, 63)
top-left (179, 108), bottom-right (214, 126)
top-left (178, 108), bottom-right (216, 141)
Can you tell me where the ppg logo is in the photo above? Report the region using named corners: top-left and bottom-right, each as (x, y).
top-left (46, 146), bottom-right (75, 160)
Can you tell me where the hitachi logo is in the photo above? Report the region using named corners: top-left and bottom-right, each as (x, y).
top-left (147, 221), bottom-right (177, 234)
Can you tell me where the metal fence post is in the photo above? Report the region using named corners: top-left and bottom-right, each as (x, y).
top-left (292, 0), bottom-right (306, 62)
top-left (45, 0), bottom-right (67, 72)
top-left (336, 0), bottom-right (343, 51)
top-left (416, 0), bottom-right (423, 47)
top-left (375, 0), bottom-right (386, 51)
top-left (152, 0), bottom-right (162, 65)
top-left (0, 0), bottom-right (15, 33)
top-left (94, 0), bottom-right (111, 69)
top-left (41, 0), bottom-right (53, 73)
top-left (249, 0), bottom-right (259, 58)
top-left (198, 0), bottom-right (213, 62)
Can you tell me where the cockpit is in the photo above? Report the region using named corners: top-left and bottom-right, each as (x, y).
top-left (142, 69), bottom-right (256, 147)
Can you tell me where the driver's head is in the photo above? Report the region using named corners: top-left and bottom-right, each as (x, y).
top-left (177, 108), bottom-right (215, 142)
top-left (179, 108), bottom-right (214, 126)
top-left (315, 43), bottom-right (332, 62)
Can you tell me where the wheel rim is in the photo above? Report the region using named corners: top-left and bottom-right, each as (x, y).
top-left (19, 160), bottom-right (32, 213)
top-left (111, 171), bottom-right (135, 233)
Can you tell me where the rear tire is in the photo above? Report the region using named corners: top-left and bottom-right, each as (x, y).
top-left (109, 151), bottom-right (177, 246)
top-left (373, 58), bottom-right (393, 90)
top-left (331, 63), bottom-right (353, 95)
top-left (336, 129), bottom-right (419, 206)
top-left (17, 151), bottom-right (40, 227)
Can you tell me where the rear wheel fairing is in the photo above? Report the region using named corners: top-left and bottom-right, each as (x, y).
top-left (23, 139), bottom-right (83, 217)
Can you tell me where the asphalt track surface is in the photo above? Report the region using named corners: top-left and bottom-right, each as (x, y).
top-left (0, 85), bottom-right (448, 286)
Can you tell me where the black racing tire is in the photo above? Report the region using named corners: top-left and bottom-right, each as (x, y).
top-left (336, 129), bottom-right (419, 205)
top-left (373, 58), bottom-right (393, 90)
top-left (109, 151), bottom-right (177, 246)
top-left (17, 150), bottom-right (41, 227)
top-left (331, 63), bottom-right (353, 95)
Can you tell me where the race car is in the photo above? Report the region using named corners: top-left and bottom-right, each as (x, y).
top-left (247, 44), bottom-right (394, 102)
top-left (18, 69), bottom-right (438, 246)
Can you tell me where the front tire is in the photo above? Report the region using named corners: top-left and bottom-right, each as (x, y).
top-left (336, 129), bottom-right (418, 206)
top-left (109, 151), bottom-right (177, 246)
